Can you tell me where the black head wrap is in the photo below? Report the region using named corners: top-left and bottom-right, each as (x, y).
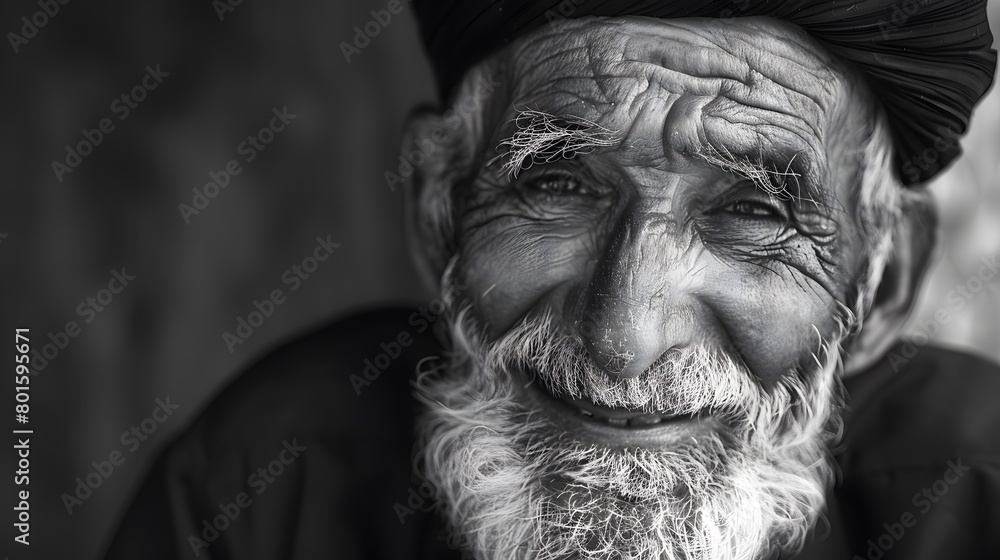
top-left (413, 0), bottom-right (996, 185)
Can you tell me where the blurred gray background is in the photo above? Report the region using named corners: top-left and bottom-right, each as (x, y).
top-left (0, 1), bottom-right (996, 558)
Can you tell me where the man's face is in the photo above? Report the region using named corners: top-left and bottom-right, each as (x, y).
top-left (418, 16), bottom-right (873, 560)
top-left (459, 15), bottom-right (870, 387)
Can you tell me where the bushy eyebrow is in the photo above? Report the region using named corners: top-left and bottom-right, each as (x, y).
top-left (492, 109), bottom-right (831, 209)
top-left (696, 144), bottom-right (828, 208)
top-left (493, 109), bottom-right (621, 178)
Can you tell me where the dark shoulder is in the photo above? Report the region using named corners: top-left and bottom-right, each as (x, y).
top-left (104, 308), bottom-right (450, 559)
top-left (828, 346), bottom-right (1000, 557)
top-left (841, 343), bottom-right (1000, 473)
top-left (192, 306), bottom-right (444, 446)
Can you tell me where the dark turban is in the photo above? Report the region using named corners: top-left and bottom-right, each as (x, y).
top-left (413, 0), bottom-right (996, 185)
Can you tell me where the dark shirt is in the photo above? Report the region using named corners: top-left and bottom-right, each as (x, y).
top-left (103, 308), bottom-right (1000, 559)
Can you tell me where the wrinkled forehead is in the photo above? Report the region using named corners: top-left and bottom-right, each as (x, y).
top-left (494, 16), bottom-right (868, 186)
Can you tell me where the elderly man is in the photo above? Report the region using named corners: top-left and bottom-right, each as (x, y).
top-left (106, 1), bottom-right (998, 559)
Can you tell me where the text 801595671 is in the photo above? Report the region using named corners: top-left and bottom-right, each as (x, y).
top-left (14, 328), bottom-right (32, 546)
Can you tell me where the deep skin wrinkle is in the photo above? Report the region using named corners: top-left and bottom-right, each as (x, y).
top-left (450, 16), bottom-right (874, 394)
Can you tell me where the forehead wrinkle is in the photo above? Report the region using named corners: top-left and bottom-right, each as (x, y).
top-left (506, 19), bottom-right (842, 131)
top-left (509, 16), bottom-right (842, 96)
top-left (742, 48), bottom-right (838, 98)
top-left (513, 51), bottom-right (835, 149)
top-left (511, 44), bottom-right (593, 97)
top-left (487, 16), bottom-right (857, 203)
top-left (712, 25), bottom-right (838, 83)
top-left (510, 64), bottom-right (711, 132)
top-left (616, 17), bottom-right (850, 187)
top-left (718, 68), bottom-right (828, 120)
top-left (509, 20), bottom-right (595, 65)
top-left (615, 52), bottom-right (835, 147)
top-left (512, 77), bottom-right (614, 117)
top-left (699, 77), bottom-right (835, 187)
top-left (632, 60), bottom-right (828, 141)
top-left (715, 97), bottom-right (825, 157)
top-left (706, 99), bottom-right (826, 161)
top-left (605, 17), bottom-right (838, 85)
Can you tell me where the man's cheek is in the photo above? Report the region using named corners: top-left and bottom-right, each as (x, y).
top-left (709, 267), bottom-right (840, 388)
top-left (456, 233), bottom-right (592, 340)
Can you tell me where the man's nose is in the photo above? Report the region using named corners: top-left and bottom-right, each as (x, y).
top-left (581, 212), bottom-right (703, 380)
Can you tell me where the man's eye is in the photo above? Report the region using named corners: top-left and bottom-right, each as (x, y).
top-left (724, 199), bottom-right (786, 219)
top-left (523, 172), bottom-right (586, 195)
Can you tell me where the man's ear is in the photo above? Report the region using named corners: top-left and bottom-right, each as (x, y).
top-left (843, 189), bottom-right (938, 376)
top-left (400, 106), bottom-right (459, 293)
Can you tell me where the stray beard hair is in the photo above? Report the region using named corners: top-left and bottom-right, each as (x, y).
top-left (415, 258), bottom-right (850, 560)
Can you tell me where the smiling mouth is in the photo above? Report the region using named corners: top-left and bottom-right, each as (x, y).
top-left (518, 369), bottom-right (719, 447)
top-left (559, 392), bottom-right (695, 428)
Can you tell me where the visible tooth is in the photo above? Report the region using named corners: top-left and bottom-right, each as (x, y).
top-left (579, 409), bottom-right (593, 417)
top-left (605, 417), bottom-right (628, 427)
top-left (628, 415), bottom-right (661, 427)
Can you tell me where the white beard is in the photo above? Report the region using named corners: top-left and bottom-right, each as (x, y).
top-left (415, 265), bottom-right (849, 560)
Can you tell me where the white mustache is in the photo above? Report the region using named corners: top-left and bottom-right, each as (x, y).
top-left (474, 309), bottom-right (803, 432)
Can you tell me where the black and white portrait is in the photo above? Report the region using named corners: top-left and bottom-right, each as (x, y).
top-left (4, 1), bottom-right (999, 559)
